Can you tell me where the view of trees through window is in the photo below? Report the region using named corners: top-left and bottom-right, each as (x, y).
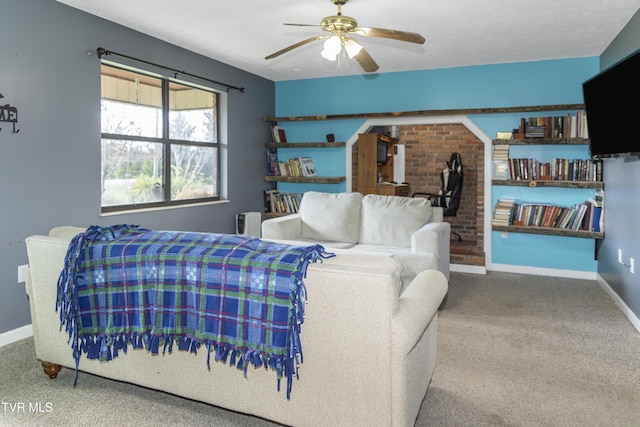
top-left (100, 64), bottom-right (219, 210)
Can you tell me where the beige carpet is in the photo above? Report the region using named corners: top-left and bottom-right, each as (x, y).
top-left (419, 271), bottom-right (640, 427)
top-left (1, 271), bottom-right (639, 426)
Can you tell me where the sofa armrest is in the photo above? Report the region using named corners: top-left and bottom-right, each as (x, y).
top-left (411, 221), bottom-right (451, 280)
top-left (261, 214), bottom-right (303, 240)
top-left (48, 226), bottom-right (85, 239)
top-left (391, 269), bottom-right (448, 355)
top-left (390, 268), bottom-right (447, 427)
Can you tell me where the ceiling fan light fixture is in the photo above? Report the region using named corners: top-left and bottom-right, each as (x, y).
top-left (344, 38), bottom-right (362, 59)
top-left (266, 0), bottom-right (425, 73)
top-left (320, 48), bottom-right (338, 61)
top-left (321, 34), bottom-right (342, 61)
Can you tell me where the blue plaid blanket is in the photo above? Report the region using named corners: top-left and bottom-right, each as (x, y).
top-left (57, 225), bottom-right (332, 398)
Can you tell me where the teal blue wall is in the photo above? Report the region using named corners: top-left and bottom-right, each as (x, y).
top-left (274, 57), bottom-right (600, 272)
top-left (276, 59), bottom-right (596, 115)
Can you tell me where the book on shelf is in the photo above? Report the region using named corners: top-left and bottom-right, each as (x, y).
top-left (271, 125), bottom-right (287, 143)
top-left (493, 145), bottom-right (509, 159)
top-left (264, 189), bottom-right (278, 213)
top-left (491, 198), bottom-right (516, 226)
top-left (493, 145), bottom-right (510, 179)
top-left (541, 205), bottom-right (559, 228)
top-left (591, 206), bottom-right (603, 232)
top-left (264, 190), bottom-right (302, 214)
top-left (270, 156), bottom-right (318, 177)
top-left (505, 157), bottom-right (602, 182)
top-left (496, 132), bottom-right (513, 140)
top-left (588, 189), bottom-right (604, 232)
top-left (266, 147), bottom-right (278, 176)
top-left (277, 160), bottom-right (289, 176)
top-left (513, 111), bottom-right (588, 139)
top-left (299, 157), bottom-right (317, 177)
top-left (501, 199), bottom-right (602, 232)
top-left (287, 158), bottom-right (302, 176)
top-left (493, 160), bottom-right (509, 180)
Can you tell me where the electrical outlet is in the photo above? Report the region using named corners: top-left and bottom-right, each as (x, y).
top-left (501, 231), bottom-right (508, 239)
top-left (17, 264), bottom-right (28, 283)
top-left (631, 258), bottom-right (635, 274)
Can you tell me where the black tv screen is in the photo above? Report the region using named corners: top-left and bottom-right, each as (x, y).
top-left (582, 49), bottom-right (640, 158)
top-left (377, 141), bottom-right (388, 165)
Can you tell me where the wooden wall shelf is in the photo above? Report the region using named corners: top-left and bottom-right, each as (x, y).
top-left (492, 225), bottom-right (604, 240)
top-left (264, 176), bottom-right (345, 184)
top-left (265, 104), bottom-right (585, 122)
top-left (493, 138), bottom-right (590, 145)
top-left (264, 212), bottom-right (294, 219)
top-left (265, 142), bottom-right (345, 148)
top-left (492, 180), bottom-right (604, 189)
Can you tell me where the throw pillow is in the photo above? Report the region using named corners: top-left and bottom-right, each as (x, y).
top-left (300, 191), bottom-right (363, 244)
top-left (359, 195), bottom-right (432, 246)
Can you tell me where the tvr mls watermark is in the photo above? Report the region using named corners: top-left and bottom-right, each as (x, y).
top-left (2, 402), bottom-right (53, 413)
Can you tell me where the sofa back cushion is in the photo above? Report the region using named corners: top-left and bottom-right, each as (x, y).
top-left (359, 195), bottom-right (433, 246)
top-left (300, 191), bottom-right (363, 243)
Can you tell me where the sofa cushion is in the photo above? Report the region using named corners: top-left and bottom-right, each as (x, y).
top-left (300, 191), bottom-right (363, 244)
top-left (266, 237), bottom-right (356, 250)
top-left (353, 244), bottom-right (439, 294)
top-left (359, 195), bottom-right (433, 247)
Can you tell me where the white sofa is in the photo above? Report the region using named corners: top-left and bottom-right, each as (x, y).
top-left (263, 191), bottom-right (451, 282)
top-left (25, 226), bottom-right (448, 427)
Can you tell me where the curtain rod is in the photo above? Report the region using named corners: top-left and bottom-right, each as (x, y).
top-left (96, 47), bottom-right (245, 93)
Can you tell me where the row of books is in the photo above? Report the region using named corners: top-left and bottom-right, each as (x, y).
top-left (509, 111), bottom-right (589, 139)
top-left (264, 190), bottom-right (302, 214)
top-left (514, 110), bottom-right (589, 138)
top-left (268, 155), bottom-right (317, 177)
top-left (492, 197), bottom-right (603, 232)
top-left (494, 157), bottom-right (603, 181)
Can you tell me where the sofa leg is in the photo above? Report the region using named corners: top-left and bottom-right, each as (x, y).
top-left (41, 361), bottom-right (61, 379)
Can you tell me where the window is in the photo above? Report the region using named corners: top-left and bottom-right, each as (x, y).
top-left (100, 63), bottom-right (220, 212)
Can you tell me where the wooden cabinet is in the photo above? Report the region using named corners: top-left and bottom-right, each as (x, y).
top-left (356, 133), bottom-right (410, 196)
top-left (373, 184), bottom-right (411, 197)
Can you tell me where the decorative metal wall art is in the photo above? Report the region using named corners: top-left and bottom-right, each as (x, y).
top-left (0, 93), bottom-right (19, 133)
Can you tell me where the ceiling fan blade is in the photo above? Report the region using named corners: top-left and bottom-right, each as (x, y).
top-left (354, 27), bottom-right (425, 44)
top-left (265, 35), bottom-right (326, 60)
top-left (283, 23), bottom-right (321, 27)
top-left (353, 47), bottom-right (379, 73)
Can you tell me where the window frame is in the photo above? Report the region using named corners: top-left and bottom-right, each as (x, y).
top-left (100, 61), bottom-right (222, 214)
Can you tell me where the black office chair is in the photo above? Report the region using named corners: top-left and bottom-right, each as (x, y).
top-left (413, 152), bottom-right (464, 241)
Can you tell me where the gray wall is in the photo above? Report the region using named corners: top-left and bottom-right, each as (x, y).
top-left (0, 0), bottom-right (274, 334)
top-left (597, 10), bottom-right (640, 320)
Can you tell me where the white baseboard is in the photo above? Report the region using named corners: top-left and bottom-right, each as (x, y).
top-left (451, 263), bottom-right (486, 275)
top-left (0, 324), bottom-right (33, 348)
top-left (488, 263), bottom-right (598, 280)
top-left (596, 275), bottom-right (640, 334)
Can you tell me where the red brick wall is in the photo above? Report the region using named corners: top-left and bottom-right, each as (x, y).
top-left (352, 123), bottom-right (484, 247)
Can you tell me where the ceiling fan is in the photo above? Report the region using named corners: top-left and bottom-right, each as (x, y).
top-left (265, 0), bottom-right (425, 73)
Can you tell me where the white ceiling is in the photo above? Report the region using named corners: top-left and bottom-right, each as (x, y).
top-left (57, 0), bottom-right (639, 82)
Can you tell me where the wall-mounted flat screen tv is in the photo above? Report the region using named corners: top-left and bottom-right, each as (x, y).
top-left (582, 49), bottom-right (639, 158)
